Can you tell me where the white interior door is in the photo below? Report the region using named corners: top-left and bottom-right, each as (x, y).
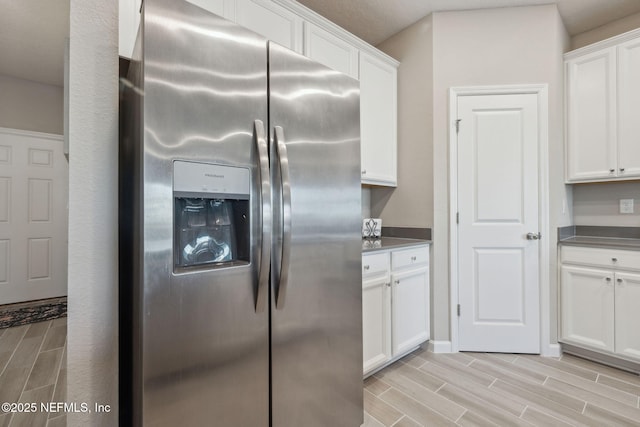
top-left (0, 128), bottom-right (68, 305)
top-left (457, 93), bottom-right (540, 353)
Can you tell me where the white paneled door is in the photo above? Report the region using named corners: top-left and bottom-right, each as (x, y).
top-left (456, 93), bottom-right (540, 353)
top-left (0, 128), bottom-right (67, 304)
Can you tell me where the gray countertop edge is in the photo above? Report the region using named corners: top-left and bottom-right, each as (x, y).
top-left (558, 236), bottom-right (640, 251)
top-left (362, 237), bottom-right (431, 253)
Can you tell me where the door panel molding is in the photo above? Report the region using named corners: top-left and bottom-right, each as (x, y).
top-left (448, 85), bottom-right (552, 355)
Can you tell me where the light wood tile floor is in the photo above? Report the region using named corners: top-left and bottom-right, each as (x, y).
top-left (0, 319), bottom-right (67, 427)
top-left (4, 320), bottom-right (640, 426)
top-left (364, 346), bottom-right (640, 427)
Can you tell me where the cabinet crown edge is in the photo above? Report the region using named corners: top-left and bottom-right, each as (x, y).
top-left (565, 27), bottom-right (640, 60)
top-left (271, 0), bottom-right (400, 67)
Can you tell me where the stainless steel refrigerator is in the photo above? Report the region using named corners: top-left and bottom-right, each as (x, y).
top-left (119, 0), bottom-right (362, 425)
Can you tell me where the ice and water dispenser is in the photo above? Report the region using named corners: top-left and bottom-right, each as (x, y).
top-left (173, 161), bottom-right (250, 270)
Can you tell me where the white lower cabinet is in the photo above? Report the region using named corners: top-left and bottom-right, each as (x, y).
top-left (362, 244), bottom-right (429, 377)
top-left (560, 245), bottom-right (640, 363)
top-left (560, 265), bottom-right (615, 352)
top-left (391, 266), bottom-right (429, 356)
top-left (362, 270), bottom-right (391, 374)
top-left (614, 271), bottom-right (640, 360)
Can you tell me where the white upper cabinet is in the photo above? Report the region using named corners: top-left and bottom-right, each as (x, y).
top-left (566, 48), bottom-right (616, 181)
top-left (303, 22), bottom-right (359, 79)
top-left (186, 0), bottom-right (234, 18)
top-left (235, 0), bottom-right (303, 53)
top-left (119, 0), bottom-right (142, 58)
top-left (119, 0), bottom-right (399, 187)
top-left (565, 29), bottom-right (640, 183)
top-left (616, 38), bottom-right (640, 178)
top-left (360, 52), bottom-right (398, 187)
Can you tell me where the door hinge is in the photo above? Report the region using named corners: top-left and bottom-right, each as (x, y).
top-left (455, 119), bottom-right (462, 134)
top-left (456, 212), bottom-right (459, 224)
top-left (457, 304), bottom-right (461, 316)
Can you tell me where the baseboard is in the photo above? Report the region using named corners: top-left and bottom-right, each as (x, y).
top-left (427, 340), bottom-right (453, 353)
top-left (541, 343), bottom-right (562, 358)
top-left (561, 342), bottom-right (640, 374)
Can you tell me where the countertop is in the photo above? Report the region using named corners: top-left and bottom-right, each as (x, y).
top-left (559, 236), bottom-right (640, 251)
top-left (362, 237), bottom-right (430, 253)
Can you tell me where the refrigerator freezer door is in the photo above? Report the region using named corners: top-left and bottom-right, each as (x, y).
top-left (269, 42), bottom-right (363, 427)
top-left (130, 1), bottom-right (270, 425)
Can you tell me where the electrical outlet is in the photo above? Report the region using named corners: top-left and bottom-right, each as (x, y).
top-left (620, 199), bottom-right (634, 214)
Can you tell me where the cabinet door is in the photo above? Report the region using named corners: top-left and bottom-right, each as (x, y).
top-left (363, 275), bottom-right (391, 375)
top-left (359, 52), bottom-right (397, 186)
top-left (186, 0), bottom-right (234, 19)
top-left (391, 267), bottom-right (429, 356)
top-left (566, 48), bottom-right (617, 181)
top-left (303, 22), bottom-right (358, 79)
top-left (617, 39), bottom-right (640, 179)
top-left (560, 265), bottom-right (614, 352)
top-left (614, 272), bottom-right (640, 360)
top-left (235, 0), bottom-right (302, 53)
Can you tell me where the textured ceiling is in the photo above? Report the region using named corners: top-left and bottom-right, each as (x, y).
top-left (3, 0), bottom-right (640, 86)
top-left (296, 0), bottom-right (640, 45)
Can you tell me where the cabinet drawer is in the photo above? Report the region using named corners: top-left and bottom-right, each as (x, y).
top-left (561, 245), bottom-right (640, 271)
top-left (363, 252), bottom-right (390, 277)
top-left (392, 246), bottom-right (428, 271)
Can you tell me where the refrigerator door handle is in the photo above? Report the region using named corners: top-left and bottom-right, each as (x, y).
top-left (254, 120), bottom-right (271, 312)
top-left (274, 126), bottom-right (292, 309)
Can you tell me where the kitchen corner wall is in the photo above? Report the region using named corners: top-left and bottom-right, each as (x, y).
top-left (0, 74), bottom-right (63, 135)
top-left (371, 16), bottom-right (434, 229)
top-left (361, 187), bottom-right (371, 218)
top-left (375, 4), bottom-right (571, 348)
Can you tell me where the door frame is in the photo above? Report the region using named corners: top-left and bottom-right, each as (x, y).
top-left (448, 84), bottom-right (557, 356)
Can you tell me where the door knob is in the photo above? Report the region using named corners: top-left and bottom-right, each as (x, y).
top-left (526, 232), bottom-right (541, 240)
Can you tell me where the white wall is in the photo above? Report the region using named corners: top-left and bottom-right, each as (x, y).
top-left (372, 15), bottom-right (434, 229)
top-left (67, 0), bottom-right (119, 425)
top-left (573, 182), bottom-right (640, 226)
top-left (571, 11), bottom-right (640, 50)
top-left (0, 74), bottom-right (63, 135)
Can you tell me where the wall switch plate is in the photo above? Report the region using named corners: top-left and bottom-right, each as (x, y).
top-left (620, 199), bottom-right (634, 214)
